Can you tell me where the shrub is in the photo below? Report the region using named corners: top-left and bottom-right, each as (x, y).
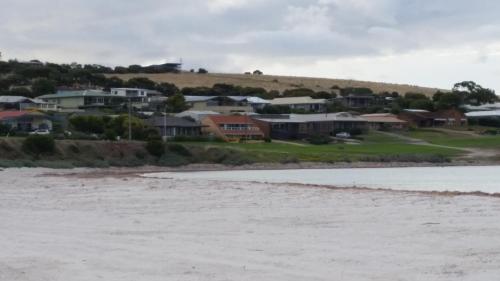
top-left (483, 129), bottom-right (498, 135)
top-left (167, 144), bottom-right (191, 156)
top-left (308, 135), bottom-right (332, 145)
top-left (103, 129), bottom-right (117, 141)
top-left (145, 139), bottom-right (165, 157)
top-left (157, 153), bottom-right (190, 167)
top-left (22, 135), bottom-right (56, 155)
top-left (349, 128), bottom-right (363, 136)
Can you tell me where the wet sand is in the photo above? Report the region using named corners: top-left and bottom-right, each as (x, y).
top-left (1, 168), bottom-right (500, 281)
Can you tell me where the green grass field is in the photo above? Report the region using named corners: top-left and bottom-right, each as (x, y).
top-left (181, 132), bottom-right (462, 163)
top-left (407, 129), bottom-right (500, 148)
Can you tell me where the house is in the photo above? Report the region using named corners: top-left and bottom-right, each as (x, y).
top-left (398, 109), bottom-right (467, 127)
top-left (466, 110), bottom-right (500, 118)
top-left (147, 116), bottom-right (203, 139)
top-left (268, 97), bottom-right (327, 112)
top-left (175, 110), bottom-right (220, 122)
top-left (185, 96), bottom-right (270, 114)
top-left (201, 115), bottom-right (265, 141)
top-left (0, 96), bottom-right (57, 111)
top-left (110, 88), bottom-right (162, 103)
top-left (336, 93), bottom-right (376, 109)
top-left (361, 113), bottom-right (408, 130)
top-left (110, 88), bottom-right (163, 110)
top-left (38, 90), bottom-right (125, 111)
top-left (0, 110), bottom-right (53, 132)
top-left (253, 112), bottom-right (368, 139)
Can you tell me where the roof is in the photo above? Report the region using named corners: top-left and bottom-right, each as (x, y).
top-left (206, 115), bottom-right (257, 125)
top-left (465, 103), bottom-right (500, 111)
top-left (184, 96), bottom-right (270, 104)
top-left (0, 96), bottom-right (33, 104)
top-left (269, 97), bottom-right (326, 105)
top-left (466, 110), bottom-right (500, 118)
top-left (111, 88), bottom-right (162, 95)
top-left (403, 109), bottom-right (430, 113)
top-left (0, 110), bottom-right (46, 120)
top-left (148, 116), bottom-right (202, 127)
top-left (38, 90), bottom-right (114, 99)
top-left (254, 112), bottom-right (367, 123)
top-left (361, 113), bottom-right (408, 124)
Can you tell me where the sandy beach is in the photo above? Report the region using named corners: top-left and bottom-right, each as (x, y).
top-left (1, 167), bottom-right (500, 281)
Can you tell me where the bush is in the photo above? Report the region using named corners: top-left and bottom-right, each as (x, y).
top-left (22, 135), bottom-right (56, 155)
top-left (349, 128), bottom-right (363, 136)
top-left (483, 129), bottom-right (498, 135)
top-left (308, 135), bottom-right (332, 145)
top-left (157, 153), bottom-right (190, 167)
top-left (167, 144), bottom-right (191, 156)
top-left (103, 129), bottom-right (117, 141)
top-left (145, 139), bottom-right (165, 157)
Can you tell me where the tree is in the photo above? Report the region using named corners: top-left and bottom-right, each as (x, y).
top-left (253, 70), bottom-right (263, 75)
top-left (32, 78), bottom-right (56, 95)
top-left (128, 64), bottom-right (142, 73)
top-left (452, 81), bottom-right (498, 105)
top-left (22, 135), bottom-right (55, 156)
top-left (340, 87), bottom-right (373, 97)
top-left (156, 82), bottom-right (179, 96)
top-left (197, 68), bottom-right (208, 74)
top-left (283, 88), bottom-right (315, 97)
top-left (434, 92), bottom-right (462, 110)
top-left (125, 77), bottom-right (157, 89)
top-left (166, 93), bottom-right (188, 113)
top-left (9, 87), bottom-right (34, 98)
top-left (409, 99), bottom-right (434, 111)
top-left (104, 76), bottom-right (125, 89)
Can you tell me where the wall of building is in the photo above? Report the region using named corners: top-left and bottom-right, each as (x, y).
top-left (190, 102), bottom-right (254, 114)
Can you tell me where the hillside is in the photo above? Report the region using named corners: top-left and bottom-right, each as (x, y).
top-left (108, 72), bottom-right (445, 96)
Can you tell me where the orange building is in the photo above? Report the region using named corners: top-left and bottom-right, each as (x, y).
top-left (201, 115), bottom-right (265, 142)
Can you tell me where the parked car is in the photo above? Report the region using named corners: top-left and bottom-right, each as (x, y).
top-left (335, 132), bottom-right (351, 139)
top-left (29, 129), bottom-right (50, 135)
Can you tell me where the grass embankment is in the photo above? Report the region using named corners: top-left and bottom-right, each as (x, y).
top-left (0, 137), bottom-right (268, 168)
top-left (109, 72), bottom-right (443, 97)
top-left (0, 131), bottom-right (462, 168)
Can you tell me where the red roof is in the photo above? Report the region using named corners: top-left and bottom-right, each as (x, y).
top-left (0, 110), bottom-right (31, 120)
top-left (207, 115), bottom-right (256, 125)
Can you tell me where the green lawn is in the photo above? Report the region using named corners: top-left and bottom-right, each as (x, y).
top-left (407, 129), bottom-right (500, 148)
top-left (181, 132), bottom-right (462, 163)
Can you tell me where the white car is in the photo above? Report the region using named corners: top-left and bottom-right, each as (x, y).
top-left (29, 129), bottom-right (51, 135)
top-left (335, 132), bottom-right (351, 139)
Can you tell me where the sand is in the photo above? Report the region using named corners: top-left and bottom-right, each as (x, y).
top-left (1, 168), bottom-right (500, 281)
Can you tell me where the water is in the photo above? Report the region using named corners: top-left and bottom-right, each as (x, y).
top-left (146, 166), bottom-right (500, 193)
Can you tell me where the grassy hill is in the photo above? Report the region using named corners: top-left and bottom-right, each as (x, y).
top-left (108, 72), bottom-right (445, 96)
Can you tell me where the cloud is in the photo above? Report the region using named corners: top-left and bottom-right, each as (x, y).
top-left (1, 0), bottom-right (500, 91)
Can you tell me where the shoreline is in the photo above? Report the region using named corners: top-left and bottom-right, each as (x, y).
top-left (30, 160), bottom-right (500, 179)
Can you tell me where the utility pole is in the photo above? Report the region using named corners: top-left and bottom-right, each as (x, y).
top-left (164, 105), bottom-right (167, 140)
top-left (128, 98), bottom-right (132, 141)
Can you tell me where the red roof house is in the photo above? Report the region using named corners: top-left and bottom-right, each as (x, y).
top-left (201, 115), bottom-right (265, 141)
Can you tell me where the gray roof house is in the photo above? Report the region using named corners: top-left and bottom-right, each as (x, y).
top-left (0, 96), bottom-right (57, 111)
top-left (253, 112), bottom-right (368, 139)
top-left (147, 116), bottom-right (204, 139)
top-left (38, 90), bottom-right (125, 111)
top-left (184, 96), bottom-right (270, 114)
top-left (268, 97), bottom-right (327, 112)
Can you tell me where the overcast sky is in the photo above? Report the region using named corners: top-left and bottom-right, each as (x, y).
top-left (2, 0), bottom-right (500, 91)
